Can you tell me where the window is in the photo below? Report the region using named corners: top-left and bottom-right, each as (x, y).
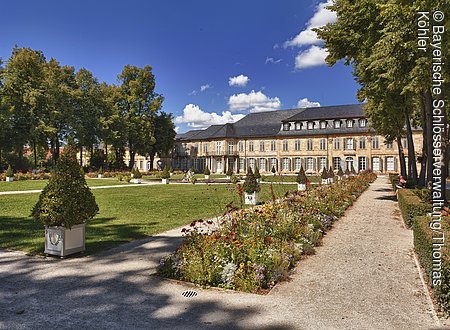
top-left (333, 157), bottom-right (341, 170)
top-left (334, 120), bottom-right (341, 129)
top-left (320, 121), bottom-right (327, 129)
top-left (294, 139), bottom-right (301, 151)
top-left (248, 158), bottom-right (256, 171)
top-left (307, 139), bottom-right (313, 151)
top-left (282, 158), bottom-right (290, 171)
top-left (372, 136), bottom-right (380, 149)
top-left (386, 141), bottom-right (393, 149)
top-left (216, 142), bottom-right (222, 155)
top-left (282, 140), bottom-right (289, 151)
top-left (270, 140), bottom-right (276, 151)
top-left (345, 157), bottom-right (354, 171)
top-left (333, 138), bottom-right (340, 150)
top-left (203, 143), bottom-right (208, 154)
top-left (319, 157), bottom-right (327, 170)
top-left (249, 141), bottom-right (254, 152)
top-left (319, 138), bottom-right (326, 150)
top-left (259, 158), bottom-right (266, 171)
top-left (283, 123), bottom-right (290, 131)
top-left (259, 141), bottom-right (265, 152)
top-left (372, 157), bottom-right (380, 171)
top-left (345, 138), bottom-right (354, 150)
top-left (294, 158), bottom-right (302, 171)
top-left (194, 144), bottom-right (199, 153)
top-left (295, 122), bottom-right (301, 130)
top-left (359, 137), bottom-right (366, 149)
top-left (306, 157), bottom-right (314, 171)
top-left (228, 142), bottom-right (235, 153)
top-left (346, 119), bottom-right (353, 128)
top-left (307, 122), bottom-right (314, 130)
top-left (239, 158), bottom-right (245, 171)
top-left (402, 138), bottom-right (408, 149)
top-left (359, 119), bottom-right (367, 127)
top-left (358, 157), bottom-right (367, 171)
top-left (238, 142), bottom-right (244, 152)
top-left (270, 158), bottom-right (277, 171)
top-left (386, 156), bottom-right (395, 171)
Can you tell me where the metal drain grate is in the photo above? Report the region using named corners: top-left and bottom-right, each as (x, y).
top-left (181, 290), bottom-right (198, 298)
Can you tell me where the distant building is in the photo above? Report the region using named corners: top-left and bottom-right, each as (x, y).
top-left (173, 104), bottom-right (423, 174)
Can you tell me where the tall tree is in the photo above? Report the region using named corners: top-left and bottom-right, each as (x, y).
top-left (148, 112), bottom-right (176, 171)
top-left (115, 65), bottom-right (163, 169)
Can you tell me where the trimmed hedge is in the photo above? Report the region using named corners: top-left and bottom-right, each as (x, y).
top-left (389, 173), bottom-right (399, 191)
top-left (414, 216), bottom-right (450, 314)
top-left (397, 189), bottom-right (431, 228)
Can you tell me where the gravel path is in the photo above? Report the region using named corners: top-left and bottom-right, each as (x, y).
top-left (0, 177), bottom-right (440, 329)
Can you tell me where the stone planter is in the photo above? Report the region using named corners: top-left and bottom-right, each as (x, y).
top-left (97, 174), bottom-right (103, 179)
top-left (328, 178), bottom-right (334, 184)
top-left (204, 175), bottom-right (209, 179)
top-left (162, 178), bottom-right (169, 184)
top-left (5, 177), bottom-right (13, 182)
top-left (132, 178), bottom-right (142, 184)
top-left (44, 223), bottom-right (85, 257)
top-left (321, 179), bottom-right (328, 185)
top-left (244, 192), bottom-right (259, 205)
top-left (297, 183), bottom-right (306, 191)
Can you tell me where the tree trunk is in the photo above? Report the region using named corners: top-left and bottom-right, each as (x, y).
top-left (79, 145), bottom-right (83, 166)
top-left (129, 151), bottom-right (135, 170)
top-left (404, 109), bottom-right (418, 185)
top-left (418, 96), bottom-right (427, 187)
top-left (33, 140), bottom-right (37, 169)
top-left (149, 152), bottom-right (155, 171)
top-left (424, 90), bottom-right (434, 187)
top-left (396, 136), bottom-right (407, 178)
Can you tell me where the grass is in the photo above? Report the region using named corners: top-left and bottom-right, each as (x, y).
top-left (0, 178), bottom-right (129, 192)
top-left (262, 174), bottom-right (321, 183)
top-left (142, 173), bottom-right (227, 180)
top-left (0, 183), bottom-right (296, 255)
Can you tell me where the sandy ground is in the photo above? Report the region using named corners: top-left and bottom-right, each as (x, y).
top-left (0, 177), bottom-right (442, 329)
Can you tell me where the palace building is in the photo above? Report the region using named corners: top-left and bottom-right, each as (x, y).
top-left (173, 104), bottom-right (423, 174)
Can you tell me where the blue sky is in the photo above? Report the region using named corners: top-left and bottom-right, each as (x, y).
top-left (0, 0), bottom-right (360, 133)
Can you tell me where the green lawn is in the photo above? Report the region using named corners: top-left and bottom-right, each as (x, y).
top-left (0, 183), bottom-right (296, 255)
top-left (262, 174), bottom-right (321, 183)
top-left (0, 178), bottom-right (129, 192)
top-left (143, 173), bottom-right (227, 180)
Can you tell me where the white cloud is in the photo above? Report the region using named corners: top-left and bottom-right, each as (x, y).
top-left (175, 104), bottom-right (245, 129)
top-left (297, 98), bottom-right (321, 108)
top-left (284, 0), bottom-right (336, 48)
top-left (174, 126), bottom-right (180, 133)
top-left (200, 84), bottom-right (211, 92)
top-left (265, 57), bottom-right (283, 64)
top-left (228, 74), bottom-right (249, 87)
top-left (295, 46), bottom-right (329, 69)
top-left (228, 90), bottom-right (281, 113)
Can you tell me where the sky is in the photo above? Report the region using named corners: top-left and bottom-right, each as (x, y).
top-left (0, 0), bottom-right (360, 133)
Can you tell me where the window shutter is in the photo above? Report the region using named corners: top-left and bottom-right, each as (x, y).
top-left (313, 158), bottom-right (317, 171)
top-left (394, 157), bottom-right (398, 172)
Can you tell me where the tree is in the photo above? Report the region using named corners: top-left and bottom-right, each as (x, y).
top-left (148, 112), bottom-right (176, 171)
top-left (296, 166), bottom-right (307, 184)
top-left (242, 167), bottom-right (260, 194)
top-left (31, 141), bottom-right (99, 228)
top-left (115, 65), bottom-right (163, 169)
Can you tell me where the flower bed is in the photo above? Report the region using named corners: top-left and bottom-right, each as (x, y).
top-left (414, 215), bottom-right (450, 315)
top-left (159, 172), bottom-right (377, 293)
top-left (0, 171), bottom-right (51, 181)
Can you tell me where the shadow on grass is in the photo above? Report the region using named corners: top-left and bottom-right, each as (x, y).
top-left (375, 194), bottom-right (397, 201)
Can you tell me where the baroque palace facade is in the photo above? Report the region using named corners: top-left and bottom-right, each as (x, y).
top-left (173, 104), bottom-right (423, 174)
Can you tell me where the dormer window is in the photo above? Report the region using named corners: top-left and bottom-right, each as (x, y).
top-left (320, 121), bottom-right (327, 129)
top-left (334, 120), bottom-right (341, 129)
top-left (346, 120), bottom-right (353, 128)
top-left (295, 122), bottom-right (301, 130)
top-left (307, 122), bottom-right (314, 130)
top-left (283, 123), bottom-right (290, 131)
top-left (359, 119), bottom-right (367, 127)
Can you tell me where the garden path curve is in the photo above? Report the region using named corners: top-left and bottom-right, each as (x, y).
top-left (0, 177), bottom-right (441, 329)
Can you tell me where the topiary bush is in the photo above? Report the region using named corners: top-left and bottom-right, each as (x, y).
top-left (414, 216), bottom-right (450, 314)
top-left (321, 167), bottom-right (328, 180)
top-left (226, 167), bottom-right (233, 177)
top-left (161, 166), bottom-right (170, 179)
top-left (328, 166), bottom-right (335, 179)
top-left (271, 166), bottom-right (276, 174)
top-left (296, 166), bottom-right (307, 184)
top-left (31, 142), bottom-right (99, 229)
top-left (5, 165), bottom-right (13, 177)
top-left (134, 168), bottom-right (142, 179)
top-left (337, 166), bottom-right (344, 177)
top-left (253, 166), bottom-right (261, 179)
top-left (397, 189), bottom-right (432, 228)
top-left (204, 167), bottom-right (211, 175)
top-left (242, 167), bottom-right (260, 194)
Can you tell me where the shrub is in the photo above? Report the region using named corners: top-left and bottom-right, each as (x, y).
top-left (350, 164), bottom-right (356, 175)
top-left (169, 166), bottom-right (174, 173)
top-left (253, 166), bottom-right (261, 179)
top-left (5, 165), bottom-right (13, 177)
top-left (161, 166), bottom-right (170, 179)
top-left (204, 167), bottom-right (211, 175)
top-left (133, 168), bottom-right (142, 179)
top-left (337, 166), bottom-right (344, 177)
top-left (31, 142), bottom-right (99, 228)
top-left (414, 216), bottom-right (450, 314)
top-left (344, 167), bottom-right (351, 176)
top-left (271, 166), bottom-right (276, 174)
top-left (321, 167), bottom-right (328, 180)
top-left (98, 166), bottom-right (104, 175)
top-left (226, 167), bottom-right (233, 177)
top-left (328, 166), bottom-right (335, 179)
top-left (190, 166), bottom-right (195, 173)
top-left (397, 189), bottom-right (432, 228)
top-left (296, 166), bottom-right (307, 184)
top-left (231, 175), bottom-right (239, 184)
top-left (242, 167), bottom-right (260, 194)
